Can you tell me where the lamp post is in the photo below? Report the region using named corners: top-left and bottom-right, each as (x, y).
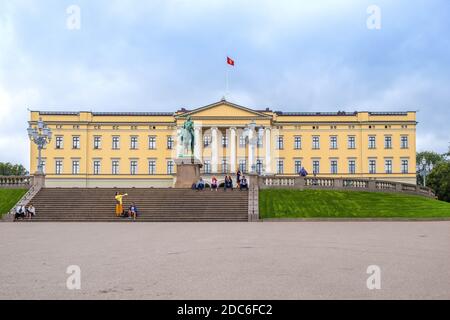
top-left (27, 117), bottom-right (52, 174)
top-left (416, 158), bottom-right (433, 187)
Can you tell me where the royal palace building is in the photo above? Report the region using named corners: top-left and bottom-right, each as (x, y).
top-left (29, 99), bottom-right (417, 187)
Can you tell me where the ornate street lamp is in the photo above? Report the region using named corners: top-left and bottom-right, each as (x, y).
top-left (27, 117), bottom-right (52, 174)
top-left (244, 121), bottom-right (258, 173)
top-left (416, 157), bottom-right (433, 187)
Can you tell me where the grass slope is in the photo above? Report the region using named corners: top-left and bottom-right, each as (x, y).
top-left (260, 189), bottom-right (450, 219)
top-left (0, 189), bottom-right (27, 216)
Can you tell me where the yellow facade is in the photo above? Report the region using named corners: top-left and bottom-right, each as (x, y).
top-left (29, 99), bottom-right (417, 187)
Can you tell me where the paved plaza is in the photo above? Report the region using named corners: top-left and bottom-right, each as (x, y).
top-left (0, 222), bottom-right (449, 299)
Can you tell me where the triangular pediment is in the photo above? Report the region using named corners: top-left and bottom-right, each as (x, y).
top-left (176, 100), bottom-right (272, 119)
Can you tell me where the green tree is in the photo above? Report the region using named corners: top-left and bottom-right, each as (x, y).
top-left (0, 162), bottom-right (29, 176)
top-left (427, 162), bottom-right (450, 202)
top-left (416, 151), bottom-right (445, 166)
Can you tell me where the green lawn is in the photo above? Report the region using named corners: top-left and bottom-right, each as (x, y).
top-left (0, 189), bottom-right (27, 216)
top-left (259, 189), bottom-right (450, 219)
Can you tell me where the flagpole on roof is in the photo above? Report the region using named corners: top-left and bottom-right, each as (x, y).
top-left (226, 65), bottom-right (229, 98)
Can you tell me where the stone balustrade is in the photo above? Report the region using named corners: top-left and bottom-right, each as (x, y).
top-left (0, 176), bottom-right (34, 189)
top-left (258, 175), bottom-right (435, 198)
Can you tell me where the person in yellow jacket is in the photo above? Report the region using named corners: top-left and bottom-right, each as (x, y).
top-left (114, 192), bottom-right (128, 217)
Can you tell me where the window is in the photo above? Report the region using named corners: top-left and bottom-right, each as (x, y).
top-left (401, 136), bottom-right (409, 149)
top-left (55, 136), bottom-right (63, 149)
top-left (130, 160), bottom-right (138, 175)
top-left (239, 159), bottom-right (246, 173)
top-left (112, 136), bottom-right (120, 150)
top-left (294, 160), bottom-right (302, 174)
top-left (330, 136), bottom-right (338, 149)
top-left (256, 159), bottom-right (263, 175)
top-left (203, 160), bottom-right (211, 174)
top-left (348, 136), bottom-right (356, 149)
top-left (384, 136), bottom-right (392, 149)
top-left (312, 136), bottom-right (320, 149)
top-left (385, 159), bottom-right (393, 174)
top-left (112, 160), bottom-right (119, 175)
top-left (167, 136), bottom-right (174, 150)
top-left (348, 160), bottom-right (356, 174)
top-left (222, 136), bottom-right (228, 148)
top-left (204, 135), bottom-right (211, 147)
top-left (294, 136), bottom-right (302, 149)
top-left (369, 160), bottom-right (376, 174)
top-left (55, 160), bottom-right (63, 175)
top-left (276, 136), bottom-right (284, 149)
top-left (72, 136), bottom-right (80, 149)
top-left (221, 159), bottom-right (228, 173)
top-left (239, 135), bottom-right (246, 147)
top-left (312, 160), bottom-right (320, 174)
top-left (148, 136), bottom-right (156, 149)
top-left (148, 160), bottom-right (156, 175)
top-left (167, 160), bottom-right (174, 174)
top-left (72, 160), bottom-right (80, 175)
top-left (401, 159), bottom-right (409, 174)
top-left (93, 136), bottom-right (101, 149)
top-left (368, 136), bottom-right (376, 149)
top-left (130, 136), bottom-right (138, 150)
top-left (93, 160), bottom-right (101, 175)
top-left (330, 160), bottom-right (338, 174)
top-left (276, 160), bottom-right (284, 174)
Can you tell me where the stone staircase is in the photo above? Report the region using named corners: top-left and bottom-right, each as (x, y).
top-left (27, 188), bottom-right (249, 222)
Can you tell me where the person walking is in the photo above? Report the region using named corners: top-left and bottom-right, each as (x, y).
top-left (114, 192), bottom-right (128, 217)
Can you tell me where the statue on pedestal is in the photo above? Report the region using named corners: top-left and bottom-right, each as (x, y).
top-left (179, 115), bottom-right (195, 162)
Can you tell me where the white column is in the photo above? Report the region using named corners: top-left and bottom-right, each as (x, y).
top-left (176, 127), bottom-right (183, 157)
top-left (248, 127), bottom-right (254, 173)
top-left (194, 126), bottom-right (202, 161)
top-left (211, 127), bottom-right (218, 173)
top-left (258, 127), bottom-right (264, 167)
top-left (229, 127), bottom-right (236, 173)
top-left (265, 127), bottom-right (271, 174)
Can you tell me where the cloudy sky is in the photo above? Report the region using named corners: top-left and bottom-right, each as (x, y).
top-left (1, 0), bottom-right (449, 170)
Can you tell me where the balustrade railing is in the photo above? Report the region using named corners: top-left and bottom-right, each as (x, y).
top-left (343, 179), bottom-right (369, 188)
top-left (258, 175), bottom-right (435, 198)
top-left (0, 176), bottom-right (33, 188)
top-left (375, 181), bottom-right (397, 190)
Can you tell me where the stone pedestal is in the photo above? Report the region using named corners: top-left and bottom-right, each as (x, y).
top-left (32, 173), bottom-right (46, 188)
top-left (174, 158), bottom-right (203, 188)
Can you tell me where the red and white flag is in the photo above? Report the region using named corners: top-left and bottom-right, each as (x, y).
top-left (227, 56), bottom-right (235, 66)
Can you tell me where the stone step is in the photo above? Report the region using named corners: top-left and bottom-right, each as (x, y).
top-left (28, 187), bottom-right (249, 222)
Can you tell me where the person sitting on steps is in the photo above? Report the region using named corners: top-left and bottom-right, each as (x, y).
top-left (26, 204), bottom-right (36, 220)
top-left (240, 176), bottom-right (249, 191)
top-left (224, 175), bottom-right (233, 191)
top-left (14, 205), bottom-right (25, 221)
top-left (195, 177), bottom-right (205, 191)
top-left (211, 176), bottom-right (218, 191)
top-left (128, 202), bottom-right (138, 220)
